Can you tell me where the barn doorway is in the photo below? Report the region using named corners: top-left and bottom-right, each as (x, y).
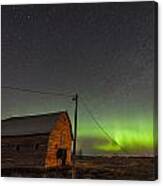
top-left (56, 148), bottom-right (67, 166)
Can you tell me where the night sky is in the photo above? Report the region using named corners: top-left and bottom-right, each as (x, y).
top-left (1, 2), bottom-right (156, 155)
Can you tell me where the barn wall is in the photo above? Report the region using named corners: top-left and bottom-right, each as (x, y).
top-left (1, 134), bottom-right (49, 169)
top-left (45, 113), bottom-right (72, 168)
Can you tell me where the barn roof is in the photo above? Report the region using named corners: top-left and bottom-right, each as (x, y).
top-left (1, 111), bottom-right (71, 136)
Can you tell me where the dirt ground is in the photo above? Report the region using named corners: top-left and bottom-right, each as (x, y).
top-left (1, 155), bottom-right (158, 180)
top-left (75, 155), bottom-right (157, 180)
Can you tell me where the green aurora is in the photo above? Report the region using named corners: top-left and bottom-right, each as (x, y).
top-left (78, 112), bottom-right (154, 155)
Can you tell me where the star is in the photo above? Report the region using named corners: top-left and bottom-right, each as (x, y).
top-left (27, 15), bottom-right (31, 20)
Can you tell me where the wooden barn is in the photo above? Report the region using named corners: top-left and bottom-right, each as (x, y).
top-left (1, 111), bottom-right (73, 169)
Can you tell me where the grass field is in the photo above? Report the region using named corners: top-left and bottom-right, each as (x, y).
top-left (1, 155), bottom-right (158, 180)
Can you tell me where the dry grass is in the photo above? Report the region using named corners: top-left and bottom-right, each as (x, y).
top-left (1, 155), bottom-right (157, 180)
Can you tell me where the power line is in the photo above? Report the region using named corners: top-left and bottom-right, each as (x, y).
top-left (2, 86), bottom-right (126, 152)
top-left (80, 96), bottom-right (126, 152)
top-left (2, 86), bottom-right (73, 98)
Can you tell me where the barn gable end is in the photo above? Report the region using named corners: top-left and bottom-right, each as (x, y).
top-left (45, 112), bottom-right (72, 167)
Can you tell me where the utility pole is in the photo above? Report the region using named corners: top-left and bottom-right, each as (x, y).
top-left (72, 93), bottom-right (78, 178)
top-left (73, 93), bottom-right (78, 156)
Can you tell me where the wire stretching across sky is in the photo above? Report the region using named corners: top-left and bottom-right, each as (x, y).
top-left (2, 86), bottom-right (74, 98)
top-left (80, 95), bottom-right (126, 153)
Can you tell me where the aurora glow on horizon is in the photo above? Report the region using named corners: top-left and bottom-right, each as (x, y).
top-left (1, 2), bottom-right (157, 155)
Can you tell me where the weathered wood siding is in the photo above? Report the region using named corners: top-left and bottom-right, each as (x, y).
top-left (45, 113), bottom-right (72, 168)
top-left (1, 112), bottom-right (72, 169)
top-left (1, 134), bottom-right (49, 169)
